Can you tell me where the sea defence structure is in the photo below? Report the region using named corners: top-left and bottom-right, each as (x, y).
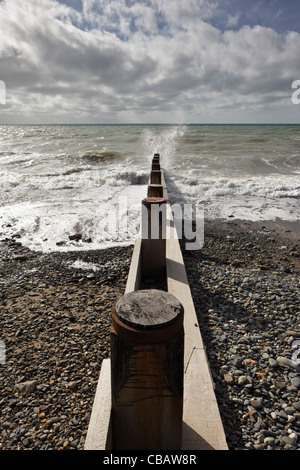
top-left (84, 154), bottom-right (228, 451)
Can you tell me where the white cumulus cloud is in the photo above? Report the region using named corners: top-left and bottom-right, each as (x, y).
top-left (0, 0), bottom-right (299, 123)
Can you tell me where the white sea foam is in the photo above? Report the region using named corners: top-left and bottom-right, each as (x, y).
top-left (68, 259), bottom-right (101, 271)
top-left (165, 172), bottom-right (300, 222)
top-left (0, 181), bottom-right (147, 252)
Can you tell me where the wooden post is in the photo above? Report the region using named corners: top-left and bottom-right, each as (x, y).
top-left (141, 197), bottom-right (166, 279)
top-left (153, 153), bottom-right (160, 165)
top-left (150, 170), bottom-right (161, 185)
top-left (111, 289), bottom-right (184, 450)
top-left (147, 184), bottom-right (163, 198)
top-left (152, 162), bottom-right (160, 170)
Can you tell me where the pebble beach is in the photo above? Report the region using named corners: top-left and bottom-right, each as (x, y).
top-left (183, 218), bottom-right (300, 451)
top-left (0, 217), bottom-right (299, 451)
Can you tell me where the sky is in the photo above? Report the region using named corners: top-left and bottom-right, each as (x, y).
top-left (0, 0), bottom-right (300, 124)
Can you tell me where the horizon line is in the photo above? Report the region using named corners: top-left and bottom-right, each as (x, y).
top-left (1, 122), bottom-right (300, 126)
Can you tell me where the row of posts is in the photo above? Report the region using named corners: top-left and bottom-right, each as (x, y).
top-left (110, 153), bottom-right (185, 450)
top-left (141, 153), bottom-right (166, 279)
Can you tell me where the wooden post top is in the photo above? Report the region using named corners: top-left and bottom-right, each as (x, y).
top-left (111, 289), bottom-right (184, 343)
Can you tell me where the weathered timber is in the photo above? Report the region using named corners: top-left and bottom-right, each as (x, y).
top-left (152, 162), bottom-right (160, 170)
top-left (84, 358), bottom-right (112, 450)
top-left (110, 289), bottom-right (184, 450)
top-left (152, 153), bottom-right (160, 165)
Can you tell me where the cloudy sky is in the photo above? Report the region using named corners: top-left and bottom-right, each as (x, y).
top-left (0, 0), bottom-right (300, 124)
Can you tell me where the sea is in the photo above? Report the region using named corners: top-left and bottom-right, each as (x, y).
top-left (0, 124), bottom-right (299, 252)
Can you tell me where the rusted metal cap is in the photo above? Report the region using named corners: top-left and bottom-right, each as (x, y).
top-left (142, 197), bottom-right (165, 206)
top-left (111, 289), bottom-right (184, 343)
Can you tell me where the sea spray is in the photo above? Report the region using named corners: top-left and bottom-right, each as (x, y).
top-left (142, 125), bottom-right (186, 169)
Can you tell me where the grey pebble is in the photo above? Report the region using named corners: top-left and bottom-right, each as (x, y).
top-left (277, 356), bottom-right (300, 371)
top-left (291, 377), bottom-right (300, 388)
top-left (269, 358), bottom-right (278, 368)
top-left (281, 435), bottom-right (298, 447)
top-left (250, 398), bottom-right (263, 410)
